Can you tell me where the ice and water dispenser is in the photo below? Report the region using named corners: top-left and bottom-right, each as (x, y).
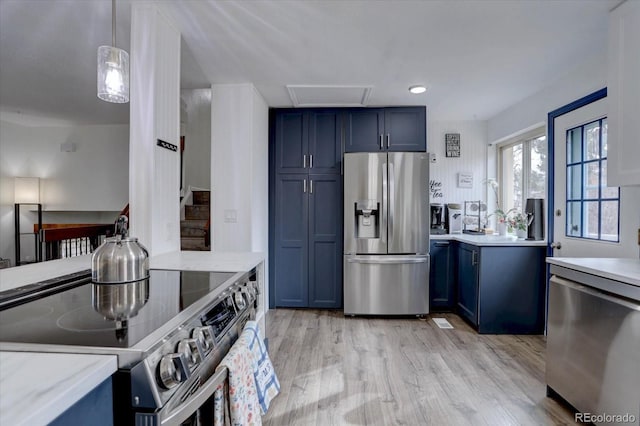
top-left (354, 200), bottom-right (380, 239)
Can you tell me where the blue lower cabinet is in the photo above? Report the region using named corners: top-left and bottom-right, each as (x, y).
top-left (429, 240), bottom-right (456, 311)
top-left (50, 377), bottom-right (113, 426)
top-left (456, 242), bottom-right (545, 334)
top-left (456, 243), bottom-right (479, 325)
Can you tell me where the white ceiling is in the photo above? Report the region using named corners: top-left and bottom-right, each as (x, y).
top-left (0, 0), bottom-right (618, 125)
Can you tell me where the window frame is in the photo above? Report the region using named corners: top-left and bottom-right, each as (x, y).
top-left (497, 127), bottom-right (547, 214)
top-left (564, 118), bottom-right (620, 242)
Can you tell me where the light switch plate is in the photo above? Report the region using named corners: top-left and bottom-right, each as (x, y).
top-left (224, 209), bottom-right (237, 223)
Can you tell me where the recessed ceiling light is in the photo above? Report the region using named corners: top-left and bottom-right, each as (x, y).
top-left (409, 85), bottom-right (426, 94)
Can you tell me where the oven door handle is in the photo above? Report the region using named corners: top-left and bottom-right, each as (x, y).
top-left (154, 366), bottom-right (229, 426)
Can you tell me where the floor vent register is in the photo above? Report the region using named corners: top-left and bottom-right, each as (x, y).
top-left (432, 318), bottom-right (454, 329)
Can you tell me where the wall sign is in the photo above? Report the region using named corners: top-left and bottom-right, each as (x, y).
top-left (458, 172), bottom-right (473, 188)
top-left (445, 133), bottom-right (460, 157)
top-left (157, 139), bottom-right (178, 152)
top-left (429, 179), bottom-right (444, 199)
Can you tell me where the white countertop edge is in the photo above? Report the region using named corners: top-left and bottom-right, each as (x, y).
top-left (0, 351), bottom-right (117, 426)
top-left (430, 234), bottom-right (547, 246)
top-left (0, 255), bottom-right (91, 292)
top-left (149, 251), bottom-right (265, 272)
top-left (546, 257), bottom-right (640, 287)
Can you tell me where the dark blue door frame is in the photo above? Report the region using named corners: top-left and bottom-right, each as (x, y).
top-left (546, 88), bottom-right (607, 257)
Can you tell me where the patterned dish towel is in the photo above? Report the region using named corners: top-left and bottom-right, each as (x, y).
top-left (216, 334), bottom-right (262, 426)
top-left (241, 321), bottom-right (281, 414)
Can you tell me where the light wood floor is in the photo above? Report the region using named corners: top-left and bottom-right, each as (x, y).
top-left (262, 309), bottom-right (577, 426)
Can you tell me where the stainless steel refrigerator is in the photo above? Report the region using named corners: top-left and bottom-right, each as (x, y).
top-left (343, 152), bottom-right (429, 315)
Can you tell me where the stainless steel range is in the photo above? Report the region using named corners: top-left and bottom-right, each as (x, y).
top-left (0, 268), bottom-right (259, 425)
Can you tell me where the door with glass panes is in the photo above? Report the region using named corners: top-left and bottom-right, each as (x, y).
top-left (550, 92), bottom-right (639, 258)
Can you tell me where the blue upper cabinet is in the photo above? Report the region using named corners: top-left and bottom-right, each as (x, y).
top-left (344, 108), bottom-right (385, 152)
top-left (274, 110), bottom-right (307, 174)
top-left (345, 106), bottom-right (426, 152)
top-left (384, 107), bottom-right (427, 152)
top-left (275, 109), bottom-right (342, 174)
top-left (308, 110), bottom-right (343, 174)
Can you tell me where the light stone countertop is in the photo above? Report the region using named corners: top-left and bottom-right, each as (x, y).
top-left (430, 233), bottom-right (547, 247)
top-left (0, 251), bottom-right (266, 292)
top-left (149, 251), bottom-right (265, 272)
top-left (0, 255), bottom-right (91, 292)
top-left (547, 257), bottom-right (640, 287)
top-left (0, 351), bottom-right (117, 426)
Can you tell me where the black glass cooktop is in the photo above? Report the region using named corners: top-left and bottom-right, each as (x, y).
top-left (0, 270), bottom-right (235, 349)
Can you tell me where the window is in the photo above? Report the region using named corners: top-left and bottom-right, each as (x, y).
top-left (565, 118), bottom-right (619, 242)
top-left (499, 131), bottom-right (547, 213)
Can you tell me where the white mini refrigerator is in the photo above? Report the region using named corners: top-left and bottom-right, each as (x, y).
top-left (343, 152), bottom-right (429, 315)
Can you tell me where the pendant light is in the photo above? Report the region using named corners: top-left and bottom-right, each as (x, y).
top-left (97, 0), bottom-right (129, 103)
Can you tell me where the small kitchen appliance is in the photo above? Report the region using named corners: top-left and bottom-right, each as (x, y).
top-left (445, 203), bottom-right (463, 234)
top-left (525, 198), bottom-right (544, 240)
top-left (0, 268), bottom-right (260, 425)
top-left (430, 204), bottom-right (446, 234)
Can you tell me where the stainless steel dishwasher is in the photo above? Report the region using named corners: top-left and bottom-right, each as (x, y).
top-left (546, 265), bottom-right (640, 425)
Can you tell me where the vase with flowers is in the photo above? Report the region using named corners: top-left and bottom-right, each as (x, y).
top-left (508, 211), bottom-right (533, 239)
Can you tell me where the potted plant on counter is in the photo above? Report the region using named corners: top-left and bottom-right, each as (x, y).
top-left (508, 211), bottom-right (533, 239)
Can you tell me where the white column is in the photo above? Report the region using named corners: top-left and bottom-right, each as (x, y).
top-left (211, 84), bottom-right (268, 253)
top-left (129, 4), bottom-right (181, 256)
top-left (211, 83), bottom-right (269, 307)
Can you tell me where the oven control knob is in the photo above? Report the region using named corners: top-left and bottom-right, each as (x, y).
top-left (158, 353), bottom-right (190, 389)
top-left (178, 338), bottom-right (204, 370)
top-left (234, 291), bottom-right (246, 310)
top-left (192, 326), bottom-right (215, 353)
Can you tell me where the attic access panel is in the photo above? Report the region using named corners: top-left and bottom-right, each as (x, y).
top-left (286, 85), bottom-right (372, 107)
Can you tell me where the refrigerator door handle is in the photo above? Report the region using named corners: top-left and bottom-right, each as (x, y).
top-left (346, 256), bottom-right (428, 264)
top-left (388, 161), bottom-right (395, 245)
top-left (382, 162), bottom-right (387, 243)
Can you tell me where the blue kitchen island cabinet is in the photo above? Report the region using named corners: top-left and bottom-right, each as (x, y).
top-left (429, 240), bottom-right (456, 311)
top-left (50, 377), bottom-right (113, 426)
top-left (456, 242), bottom-right (546, 334)
top-left (344, 107), bottom-right (426, 152)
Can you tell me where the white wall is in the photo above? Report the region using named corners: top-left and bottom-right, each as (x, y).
top-left (0, 120), bottom-right (128, 264)
top-left (180, 89), bottom-right (211, 191)
top-left (129, 3), bottom-right (181, 256)
top-left (487, 52), bottom-right (607, 144)
top-left (428, 120), bottom-right (488, 208)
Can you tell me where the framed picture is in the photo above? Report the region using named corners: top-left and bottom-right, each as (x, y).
top-left (458, 172), bottom-right (473, 188)
top-left (445, 133), bottom-right (460, 157)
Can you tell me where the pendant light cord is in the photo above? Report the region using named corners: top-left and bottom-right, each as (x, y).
top-left (112, 0), bottom-right (116, 47)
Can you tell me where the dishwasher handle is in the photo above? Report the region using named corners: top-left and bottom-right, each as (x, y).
top-left (551, 276), bottom-right (640, 311)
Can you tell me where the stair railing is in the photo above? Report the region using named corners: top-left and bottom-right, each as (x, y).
top-left (36, 223), bottom-right (113, 260)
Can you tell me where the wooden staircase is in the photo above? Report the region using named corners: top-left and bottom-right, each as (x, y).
top-left (181, 190), bottom-right (210, 251)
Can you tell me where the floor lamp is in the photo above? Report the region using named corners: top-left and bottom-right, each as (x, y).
top-left (14, 177), bottom-right (42, 265)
